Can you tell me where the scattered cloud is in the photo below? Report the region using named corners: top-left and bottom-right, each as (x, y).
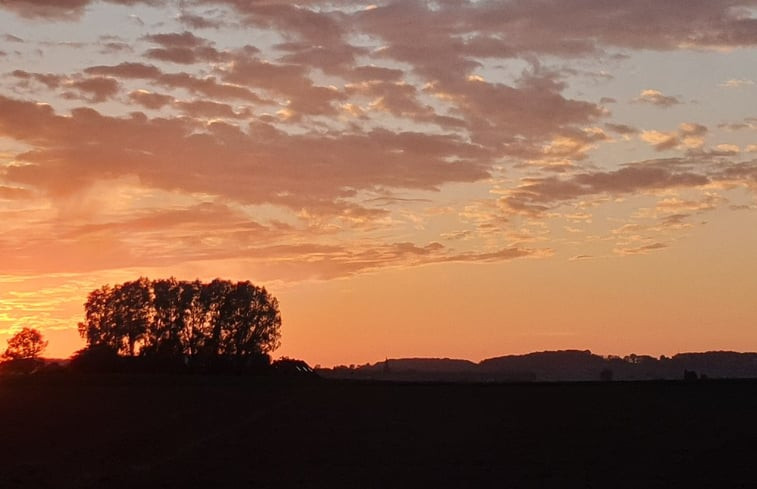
top-left (128, 89), bottom-right (173, 109)
top-left (614, 242), bottom-right (667, 256)
top-left (720, 79), bottom-right (754, 88)
top-left (142, 31), bottom-right (226, 65)
top-left (634, 89), bottom-right (682, 108)
top-left (3, 34), bottom-right (24, 43)
top-left (640, 123), bottom-right (707, 151)
top-left (0, 0), bottom-right (756, 285)
top-left (502, 161), bottom-right (710, 217)
top-left (605, 123), bottom-right (639, 135)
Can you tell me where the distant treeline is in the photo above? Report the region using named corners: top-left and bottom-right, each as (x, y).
top-left (321, 350), bottom-right (757, 382)
top-left (75, 278), bottom-right (282, 373)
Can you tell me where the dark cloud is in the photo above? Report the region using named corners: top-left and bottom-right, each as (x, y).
top-left (503, 161), bottom-right (711, 215)
top-left (143, 31), bottom-right (209, 48)
top-left (605, 123), bottom-right (639, 135)
top-left (142, 31), bottom-right (226, 64)
top-left (177, 11), bottom-right (226, 29)
top-left (99, 41), bottom-right (132, 54)
top-left (85, 62), bottom-right (163, 79)
top-left (10, 70), bottom-right (64, 89)
top-left (66, 76), bottom-right (120, 102)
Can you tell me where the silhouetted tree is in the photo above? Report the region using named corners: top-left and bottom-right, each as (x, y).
top-left (684, 369), bottom-right (699, 381)
top-left (600, 368), bottom-right (613, 382)
top-left (78, 278), bottom-right (281, 372)
top-left (69, 344), bottom-right (122, 373)
top-left (3, 327), bottom-right (48, 360)
top-left (112, 278), bottom-right (152, 357)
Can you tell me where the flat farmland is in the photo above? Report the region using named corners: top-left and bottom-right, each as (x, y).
top-left (1, 376), bottom-right (756, 488)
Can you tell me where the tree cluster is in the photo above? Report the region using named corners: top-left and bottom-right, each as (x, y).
top-left (77, 278), bottom-right (281, 370)
top-left (3, 327), bottom-right (47, 360)
top-left (1, 327), bottom-right (48, 374)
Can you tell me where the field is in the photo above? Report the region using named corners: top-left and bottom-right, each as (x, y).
top-left (1, 375), bottom-right (756, 488)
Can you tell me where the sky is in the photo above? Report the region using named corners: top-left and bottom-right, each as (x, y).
top-left (1, 0), bottom-right (756, 366)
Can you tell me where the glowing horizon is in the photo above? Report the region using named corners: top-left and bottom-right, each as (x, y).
top-left (1, 0), bottom-right (756, 366)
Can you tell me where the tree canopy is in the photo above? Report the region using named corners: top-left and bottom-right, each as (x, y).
top-left (77, 278), bottom-right (281, 367)
top-left (2, 327), bottom-right (48, 360)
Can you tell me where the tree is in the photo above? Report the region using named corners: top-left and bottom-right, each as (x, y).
top-left (600, 368), bottom-right (613, 382)
top-left (3, 328), bottom-right (48, 360)
top-left (78, 277), bottom-right (281, 372)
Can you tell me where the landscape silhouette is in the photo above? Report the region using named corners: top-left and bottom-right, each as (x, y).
top-left (3, 0), bottom-right (757, 487)
top-left (3, 277), bottom-right (757, 487)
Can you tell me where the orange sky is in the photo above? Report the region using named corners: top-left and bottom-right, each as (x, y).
top-left (1, 0), bottom-right (756, 366)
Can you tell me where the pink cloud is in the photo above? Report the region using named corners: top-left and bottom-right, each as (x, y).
top-left (634, 89), bottom-right (682, 108)
top-left (142, 31), bottom-right (227, 64)
top-left (128, 90), bottom-right (173, 109)
top-left (65, 76), bottom-right (120, 102)
top-left (0, 95), bottom-right (488, 212)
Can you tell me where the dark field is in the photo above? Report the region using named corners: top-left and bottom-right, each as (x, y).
top-left (1, 376), bottom-right (756, 488)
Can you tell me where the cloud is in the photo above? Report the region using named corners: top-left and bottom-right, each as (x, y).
top-left (10, 70), bottom-right (64, 89)
top-left (85, 62), bottom-right (266, 103)
top-left (0, 186), bottom-right (33, 200)
top-left (85, 62), bottom-right (162, 79)
top-left (0, 184), bottom-right (546, 278)
top-left (99, 41), bottom-right (132, 54)
top-left (0, 95), bottom-right (488, 213)
top-left (502, 161), bottom-right (711, 216)
top-left (142, 31), bottom-right (227, 65)
top-left (716, 161), bottom-right (757, 189)
top-left (634, 89), bottom-right (682, 107)
top-left (245, 242), bottom-right (548, 282)
top-left (538, 127), bottom-right (609, 162)
top-left (614, 242), bottom-right (668, 256)
top-left (128, 90), bottom-right (173, 109)
top-left (2, 0), bottom-right (757, 283)
top-left (0, 0), bottom-right (152, 19)
top-left (720, 79), bottom-right (754, 88)
top-left (173, 99), bottom-right (251, 119)
top-left (0, 0), bottom-right (92, 19)
top-left (64, 76), bottom-right (120, 103)
top-left (9, 71), bottom-right (120, 102)
top-left (220, 53), bottom-right (345, 117)
top-left (6, 0), bottom-right (757, 56)
top-left (605, 123), bottom-right (639, 135)
top-left (640, 123), bottom-right (708, 151)
top-left (176, 11), bottom-right (227, 29)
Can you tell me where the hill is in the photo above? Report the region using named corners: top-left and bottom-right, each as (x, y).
top-left (320, 350), bottom-right (757, 382)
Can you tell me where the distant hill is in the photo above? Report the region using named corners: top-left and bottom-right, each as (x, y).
top-left (319, 350), bottom-right (757, 382)
top-left (360, 358), bottom-right (478, 373)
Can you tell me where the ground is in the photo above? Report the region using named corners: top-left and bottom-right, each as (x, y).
top-left (1, 375), bottom-right (756, 488)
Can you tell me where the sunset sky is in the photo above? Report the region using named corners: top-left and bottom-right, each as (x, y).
top-left (1, 0), bottom-right (756, 366)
